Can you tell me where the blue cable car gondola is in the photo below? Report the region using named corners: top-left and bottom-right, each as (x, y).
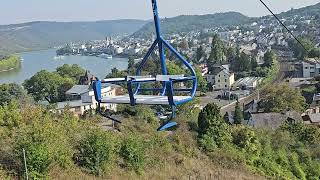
top-left (93, 0), bottom-right (197, 131)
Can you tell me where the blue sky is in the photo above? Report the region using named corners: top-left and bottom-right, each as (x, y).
top-left (1, 0), bottom-right (319, 25)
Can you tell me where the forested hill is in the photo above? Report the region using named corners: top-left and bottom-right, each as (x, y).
top-left (0, 19), bottom-right (147, 54)
top-left (279, 2), bottom-right (320, 17)
top-left (132, 2), bottom-right (320, 39)
top-left (131, 12), bottom-right (251, 38)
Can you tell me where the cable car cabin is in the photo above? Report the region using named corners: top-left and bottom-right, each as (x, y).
top-left (92, 0), bottom-right (197, 131)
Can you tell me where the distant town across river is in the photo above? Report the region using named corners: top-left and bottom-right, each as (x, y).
top-left (0, 49), bottom-right (128, 84)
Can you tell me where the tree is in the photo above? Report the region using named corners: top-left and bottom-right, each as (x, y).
top-left (198, 103), bottom-right (222, 136)
top-left (231, 52), bottom-right (251, 72)
top-left (23, 70), bottom-right (74, 103)
top-left (261, 84), bottom-right (306, 113)
top-left (128, 56), bottom-right (135, 74)
top-left (207, 35), bottom-right (224, 72)
top-left (226, 46), bottom-right (237, 62)
top-left (195, 46), bottom-right (205, 63)
top-left (263, 50), bottom-right (276, 68)
top-left (288, 37), bottom-right (314, 59)
top-left (250, 56), bottom-right (258, 71)
top-left (56, 64), bottom-right (85, 83)
top-left (106, 68), bottom-right (127, 78)
top-left (178, 39), bottom-right (189, 50)
top-left (198, 103), bottom-right (232, 150)
top-left (195, 67), bottom-right (207, 93)
top-left (0, 83), bottom-right (29, 106)
top-left (234, 101), bottom-right (243, 124)
top-left (309, 48), bottom-right (320, 58)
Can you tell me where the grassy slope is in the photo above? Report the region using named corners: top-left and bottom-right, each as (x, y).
top-left (47, 113), bottom-right (264, 180)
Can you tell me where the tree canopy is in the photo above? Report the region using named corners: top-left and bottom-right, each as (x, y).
top-left (260, 84), bottom-right (306, 113)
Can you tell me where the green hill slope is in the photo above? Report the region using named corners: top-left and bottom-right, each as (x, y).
top-left (0, 20), bottom-right (147, 54)
top-left (131, 12), bottom-right (251, 38)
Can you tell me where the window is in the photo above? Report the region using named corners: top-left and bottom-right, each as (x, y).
top-left (310, 66), bottom-right (315, 69)
top-left (225, 85), bottom-right (227, 88)
top-left (305, 67), bottom-right (308, 69)
top-left (218, 80), bottom-right (220, 82)
top-left (225, 79), bottom-right (227, 82)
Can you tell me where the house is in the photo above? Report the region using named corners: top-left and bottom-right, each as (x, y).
top-left (205, 65), bottom-right (235, 90)
top-left (302, 114), bottom-right (320, 127)
top-left (245, 111), bottom-right (302, 130)
top-left (301, 58), bottom-right (320, 78)
top-left (79, 71), bottom-right (97, 85)
top-left (56, 84), bottom-right (118, 116)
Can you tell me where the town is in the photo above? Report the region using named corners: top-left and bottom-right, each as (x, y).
top-left (54, 8), bottom-right (320, 128)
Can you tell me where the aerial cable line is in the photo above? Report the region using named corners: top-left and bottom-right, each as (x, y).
top-left (258, 0), bottom-right (308, 52)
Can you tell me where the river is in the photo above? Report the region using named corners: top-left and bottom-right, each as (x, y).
top-left (0, 49), bottom-right (128, 84)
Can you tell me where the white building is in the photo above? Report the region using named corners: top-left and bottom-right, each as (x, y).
top-left (56, 84), bottom-right (118, 116)
top-left (302, 59), bottom-right (320, 78)
top-left (205, 65), bottom-right (235, 90)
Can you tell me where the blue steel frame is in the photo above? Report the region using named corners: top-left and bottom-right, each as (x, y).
top-left (93, 0), bottom-right (197, 129)
top-left (135, 0), bottom-right (197, 104)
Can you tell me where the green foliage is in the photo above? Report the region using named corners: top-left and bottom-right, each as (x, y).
top-left (207, 35), bottom-right (224, 71)
top-left (198, 103), bottom-right (232, 150)
top-left (56, 64), bottom-right (86, 83)
top-left (233, 101), bottom-right (243, 124)
top-left (197, 103), bottom-right (221, 136)
top-left (263, 50), bottom-right (276, 68)
top-left (106, 67), bottom-right (128, 78)
top-left (195, 67), bottom-right (207, 93)
top-left (23, 70), bottom-right (74, 103)
top-left (261, 84), bottom-right (306, 113)
top-left (232, 126), bottom-right (260, 155)
top-left (75, 129), bottom-right (119, 175)
top-left (14, 112), bottom-right (77, 178)
top-left (0, 100), bottom-right (23, 129)
top-left (288, 37), bottom-right (315, 59)
top-left (166, 61), bottom-right (185, 75)
top-left (195, 46), bottom-right (205, 63)
top-left (0, 83), bottom-right (29, 106)
top-left (231, 51), bottom-right (252, 72)
top-left (0, 55), bottom-right (21, 72)
top-left (120, 134), bottom-right (146, 173)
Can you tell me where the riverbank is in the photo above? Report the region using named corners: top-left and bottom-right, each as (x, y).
top-left (0, 56), bottom-right (21, 72)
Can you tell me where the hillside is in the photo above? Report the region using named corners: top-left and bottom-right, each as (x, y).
top-left (279, 2), bottom-right (320, 17)
top-left (132, 12), bottom-right (251, 38)
top-left (0, 19), bottom-right (147, 54)
top-left (132, 2), bottom-right (320, 39)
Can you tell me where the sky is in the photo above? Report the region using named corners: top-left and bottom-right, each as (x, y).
top-left (1, 0), bottom-right (319, 25)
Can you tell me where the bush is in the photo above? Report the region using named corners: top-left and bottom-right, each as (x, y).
top-left (0, 100), bottom-right (22, 129)
top-left (13, 110), bottom-right (77, 178)
top-left (120, 134), bottom-right (146, 173)
top-left (74, 129), bottom-right (119, 175)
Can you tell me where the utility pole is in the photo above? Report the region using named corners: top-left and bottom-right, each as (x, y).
top-left (23, 148), bottom-right (28, 180)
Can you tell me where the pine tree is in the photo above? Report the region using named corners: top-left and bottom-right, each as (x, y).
top-left (234, 101), bottom-right (244, 125)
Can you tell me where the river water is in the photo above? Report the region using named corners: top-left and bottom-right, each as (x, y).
top-left (0, 49), bottom-right (128, 84)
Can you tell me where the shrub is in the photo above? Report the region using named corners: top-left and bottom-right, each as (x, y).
top-left (120, 134), bottom-right (146, 173)
top-left (74, 130), bottom-right (118, 175)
